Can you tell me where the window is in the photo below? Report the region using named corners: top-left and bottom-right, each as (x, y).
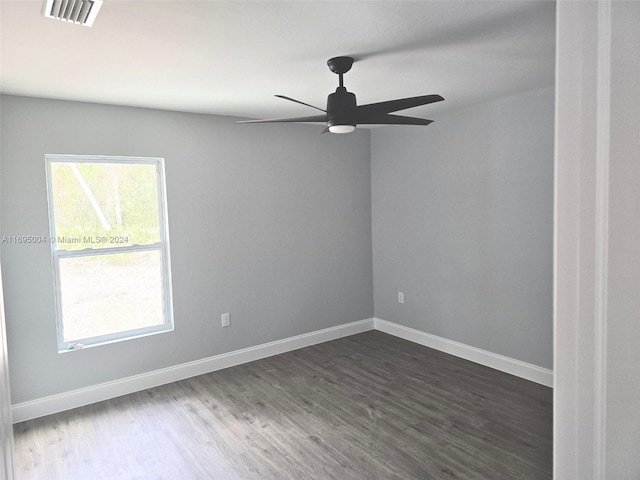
top-left (46, 155), bottom-right (173, 351)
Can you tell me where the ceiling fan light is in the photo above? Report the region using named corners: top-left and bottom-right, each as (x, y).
top-left (329, 125), bottom-right (356, 134)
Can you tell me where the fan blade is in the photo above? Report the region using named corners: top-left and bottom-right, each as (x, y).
top-left (356, 114), bottom-right (434, 125)
top-left (357, 94), bottom-right (444, 115)
top-left (237, 114), bottom-right (327, 124)
top-left (275, 95), bottom-right (326, 112)
top-left (321, 127), bottom-right (330, 134)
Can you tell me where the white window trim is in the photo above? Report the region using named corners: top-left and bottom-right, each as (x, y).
top-left (45, 154), bottom-right (174, 352)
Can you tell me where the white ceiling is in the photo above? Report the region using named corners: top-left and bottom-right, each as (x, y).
top-left (0, 1), bottom-right (555, 122)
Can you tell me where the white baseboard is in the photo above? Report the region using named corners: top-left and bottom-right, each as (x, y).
top-left (11, 318), bottom-right (375, 423)
top-left (12, 316), bottom-right (553, 422)
top-left (374, 318), bottom-right (553, 387)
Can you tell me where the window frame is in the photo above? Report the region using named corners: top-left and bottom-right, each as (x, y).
top-left (45, 154), bottom-right (174, 352)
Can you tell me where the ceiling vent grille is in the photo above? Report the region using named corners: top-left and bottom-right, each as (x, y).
top-left (42, 0), bottom-right (103, 27)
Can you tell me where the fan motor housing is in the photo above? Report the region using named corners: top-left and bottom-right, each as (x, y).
top-left (326, 87), bottom-right (357, 127)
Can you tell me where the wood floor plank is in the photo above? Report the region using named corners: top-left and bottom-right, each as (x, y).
top-left (14, 331), bottom-right (552, 479)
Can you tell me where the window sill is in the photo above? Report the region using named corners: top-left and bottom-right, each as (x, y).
top-left (57, 325), bottom-right (174, 354)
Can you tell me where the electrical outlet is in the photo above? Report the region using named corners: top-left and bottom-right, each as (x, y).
top-left (398, 292), bottom-right (404, 304)
top-left (221, 312), bottom-right (230, 327)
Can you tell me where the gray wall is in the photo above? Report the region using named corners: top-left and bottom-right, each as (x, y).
top-left (371, 87), bottom-right (554, 369)
top-left (0, 95), bottom-right (373, 404)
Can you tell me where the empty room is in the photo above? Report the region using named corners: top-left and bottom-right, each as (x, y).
top-left (1, 1), bottom-right (639, 479)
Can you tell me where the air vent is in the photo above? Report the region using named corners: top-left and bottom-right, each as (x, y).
top-left (42, 0), bottom-right (103, 27)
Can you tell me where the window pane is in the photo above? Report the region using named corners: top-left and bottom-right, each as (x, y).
top-left (58, 250), bottom-right (165, 343)
top-left (50, 162), bottom-right (160, 250)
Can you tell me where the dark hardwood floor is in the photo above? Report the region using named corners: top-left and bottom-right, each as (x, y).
top-left (14, 331), bottom-right (552, 479)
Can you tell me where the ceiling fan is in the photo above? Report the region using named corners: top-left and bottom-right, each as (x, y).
top-left (238, 56), bottom-right (444, 134)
